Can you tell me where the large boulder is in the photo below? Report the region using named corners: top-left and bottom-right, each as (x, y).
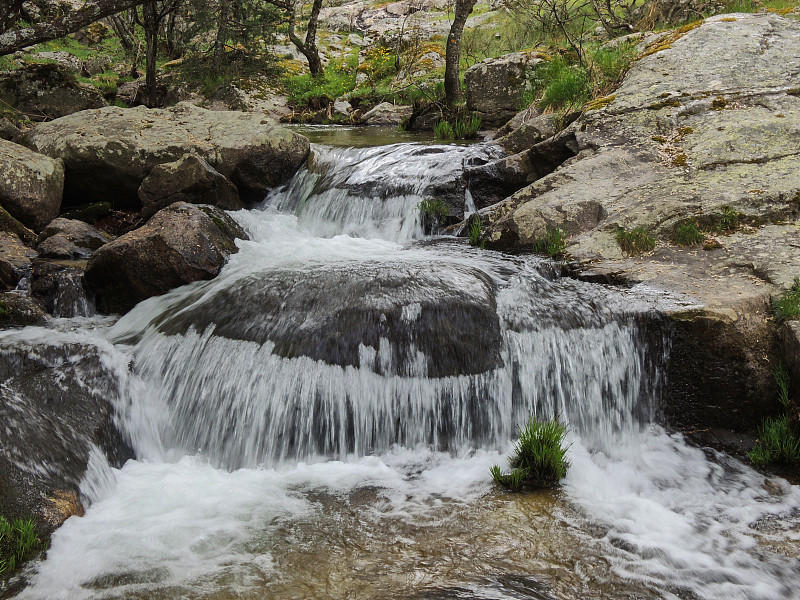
top-left (84, 202), bottom-right (249, 313)
top-left (0, 139), bottom-right (64, 232)
top-left (0, 63), bottom-right (107, 121)
top-left (138, 154), bottom-right (245, 219)
top-left (37, 217), bottom-right (112, 259)
top-left (465, 51), bottom-right (546, 127)
top-left (360, 101), bottom-right (413, 126)
top-left (479, 14), bottom-right (800, 432)
top-left (23, 102), bottom-right (311, 209)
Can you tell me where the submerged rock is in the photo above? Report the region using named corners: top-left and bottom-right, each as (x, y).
top-left (138, 154), bottom-right (244, 219)
top-left (84, 202), bottom-right (248, 314)
top-left (156, 261), bottom-right (504, 378)
top-left (0, 138), bottom-right (65, 232)
top-left (23, 102), bottom-right (310, 209)
top-left (0, 337), bottom-right (132, 533)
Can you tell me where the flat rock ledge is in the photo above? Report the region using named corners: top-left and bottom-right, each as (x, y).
top-left (478, 13), bottom-right (800, 431)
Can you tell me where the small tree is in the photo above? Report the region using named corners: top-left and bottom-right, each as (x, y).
top-left (269, 0), bottom-right (324, 75)
top-left (133, 0), bottom-right (183, 106)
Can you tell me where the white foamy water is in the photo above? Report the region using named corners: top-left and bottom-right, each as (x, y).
top-left (9, 141), bottom-right (800, 600)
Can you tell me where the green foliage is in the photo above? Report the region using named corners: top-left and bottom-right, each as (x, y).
top-left (673, 221), bottom-right (704, 246)
top-left (0, 516), bottom-right (41, 576)
top-left (749, 365), bottom-right (800, 466)
top-left (773, 278), bottom-right (800, 322)
top-left (589, 43), bottom-right (637, 95)
top-left (468, 216), bottom-right (482, 246)
top-left (434, 120), bottom-right (454, 140)
top-left (417, 198), bottom-right (448, 224)
top-left (716, 204), bottom-right (742, 232)
top-left (452, 114), bottom-right (482, 139)
top-left (491, 417), bottom-right (570, 491)
top-left (537, 58), bottom-right (591, 112)
top-left (616, 227), bottom-right (655, 255)
top-left (285, 54), bottom-right (358, 107)
top-left (532, 225), bottom-right (567, 258)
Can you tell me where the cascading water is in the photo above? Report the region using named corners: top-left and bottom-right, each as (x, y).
top-left (8, 138), bottom-right (800, 600)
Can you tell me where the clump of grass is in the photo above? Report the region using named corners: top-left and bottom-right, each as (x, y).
top-left (616, 227), bottom-right (655, 255)
top-left (673, 221), bottom-right (704, 246)
top-left (537, 58), bottom-right (591, 113)
top-left (0, 516), bottom-right (42, 575)
top-left (532, 225), bottom-right (567, 258)
top-left (773, 278), bottom-right (800, 322)
top-left (749, 365), bottom-right (800, 466)
top-left (418, 198), bottom-right (448, 230)
top-left (468, 216), bottom-right (482, 246)
top-left (452, 114), bottom-right (482, 139)
top-left (434, 120), bottom-right (454, 140)
top-left (284, 54), bottom-right (358, 107)
top-left (491, 417), bottom-right (570, 491)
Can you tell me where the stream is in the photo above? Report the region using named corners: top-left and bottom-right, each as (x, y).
top-left (7, 130), bottom-right (800, 599)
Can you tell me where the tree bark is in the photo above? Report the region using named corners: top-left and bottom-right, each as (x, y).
top-left (0, 0), bottom-right (150, 56)
top-left (282, 0), bottom-right (324, 76)
top-left (444, 0), bottom-right (476, 108)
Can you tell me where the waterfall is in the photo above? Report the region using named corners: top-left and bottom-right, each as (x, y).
top-left (13, 138), bottom-right (800, 600)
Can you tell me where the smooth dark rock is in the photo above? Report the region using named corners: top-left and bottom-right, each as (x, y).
top-left (37, 217), bottom-right (112, 259)
top-left (84, 203), bottom-right (248, 314)
top-left (30, 261), bottom-right (94, 318)
top-left (0, 232), bottom-right (37, 290)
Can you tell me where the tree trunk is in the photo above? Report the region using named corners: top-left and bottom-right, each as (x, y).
top-left (286, 0), bottom-right (324, 76)
top-left (214, 0), bottom-right (229, 68)
top-left (444, 0), bottom-right (476, 108)
top-left (144, 16), bottom-right (158, 106)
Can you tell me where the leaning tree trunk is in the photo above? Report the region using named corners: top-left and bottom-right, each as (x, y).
top-left (142, 2), bottom-right (159, 106)
top-left (444, 0), bottom-right (476, 108)
top-left (287, 0), bottom-right (324, 76)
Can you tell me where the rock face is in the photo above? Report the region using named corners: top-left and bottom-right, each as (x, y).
top-left (465, 51), bottom-right (546, 127)
top-left (37, 217), bottom-right (112, 259)
top-left (23, 102), bottom-right (311, 209)
top-left (0, 232), bottom-right (36, 290)
top-left (84, 202), bottom-right (249, 313)
top-left (0, 338), bottom-right (132, 534)
top-left (138, 154), bottom-right (245, 219)
top-left (360, 101), bottom-right (413, 126)
top-left (0, 63), bottom-right (107, 120)
top-left (0, 139), bottom-right (65, 232)
top-left (30, 261), bottom-right (95, 318)
top-left (479, 14), bottom-right (800, 431)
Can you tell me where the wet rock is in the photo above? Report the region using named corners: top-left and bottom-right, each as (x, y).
top-left (23, 102), bottom-right (310, 209)
top-left (0, 138), bottom-right (65, 232)
top-left (84, 202), bottom-right (248, 314)
top-left (30, 261), bottom-right (94, 318)
top-left (156, 261), bottom-right (504, 378)
top-left (360, 101), bottom-right (413, 126)
top-left (0, 292), bottom-right (46, 327)
top-left (138, 154), bottom-right (244, 219)
top-left (37, 217), bottom-right (112, 259)
top-left (465, 51), bottom-right (546, 127)
top-left (0, 337), bottom-right (132, 534)
top-left (0, 232), bottom-right (37, 290)
top-left (0, 63), bottom-right (107, 121)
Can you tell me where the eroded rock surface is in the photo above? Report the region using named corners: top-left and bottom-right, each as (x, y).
top-left (478, 14), bottom-right (800, 430)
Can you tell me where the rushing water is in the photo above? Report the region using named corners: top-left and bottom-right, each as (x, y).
top-left (9, 137), bottom-right (800, 600)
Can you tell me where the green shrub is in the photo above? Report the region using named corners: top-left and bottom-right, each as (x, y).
top-left (285, 54), bottom-right (358, 107)
top-left (0, 516), bottom-right (41, 575)
top-left (491, 417), bottom-right (570, 491)
top-left (468, 216), bottom-right (482, 246)
top-left (773, 278), bottom-right (800, 322)
top-left (717, 205), bottom-right (741, 232)
top-left (673, 221), bottom-right (704, 246)
top-left (590, 43), bottom-right (637, 94)
top-left (434, 120), bottom-right (454, 140)
top-left (452, 114), bottom-right (482, 139)
top-left (532, 225), bottom-right (567, 258)
top-left (616, 227), bottom-right (656, 255)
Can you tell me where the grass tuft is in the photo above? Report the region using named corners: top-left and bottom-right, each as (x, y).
top-left (673, 221), bottom-right (704, 246)
top-left (469, 216), bottom-right (482, 247)
top-left (773, 278), bottom-right (800, 322)
top-left (749, 364), bottom-right (800, 466)
top-left (0, 516), bottom-right (41, 576)
top-left (491, 417), bottom-right (570, 491)
top-left (616, 227), bottom-right (655, 255)
top-left (532, 225), bottom-right (567, 258)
